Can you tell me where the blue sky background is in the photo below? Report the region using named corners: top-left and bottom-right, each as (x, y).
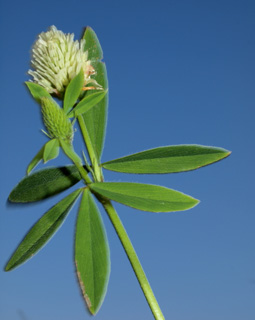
top-left (1, 1), bottom-right (255, 319)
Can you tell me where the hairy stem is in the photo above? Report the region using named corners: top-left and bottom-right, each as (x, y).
top-left (60, 140), bottom-right (92, 184)
top-left (101, 199), bottom-right (165, 320)
top-left (77, 115), bottom-right (103, 182)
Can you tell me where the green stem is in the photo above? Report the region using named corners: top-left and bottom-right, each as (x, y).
top-left (60, 140), bottom-right (92, 184)
top-left (101, 200), bottom-right (165, 320)
top-left (77, 115), bottom-right (102, 181)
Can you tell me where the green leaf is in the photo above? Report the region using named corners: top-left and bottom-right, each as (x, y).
top-left (68, 90), bottom-right (108, 118)
top-left (83, 27), bottom-right (103, 61)
top-left (63, 70), bottom-right (84, 114)
top-left (75, 188), bottom-right (110, 314)
top-left (9, 166), bottom-right (82, 203)
top-left (27, 145), bottom-right (45, 175)
top-left (43, 139), bottom-right (60, 163)
top-left (5, 189), bottom-right (82, 271)
top-left (90, 182), bottom-right (199, 212)
top-left (102, 145), bottom-right (231, 174)
top-left (25, 82), bottom-right (52, 103)
top-left (82, 62), bottom-right (108, 161)
top-left (82, 27), bottom-right (108, 161)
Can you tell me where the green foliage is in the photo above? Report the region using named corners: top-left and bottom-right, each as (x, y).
top-left (83, 27), bottom-right (103, 61)
top-left (102, 145), bottom-right (231, 174)
top-left (63, 70), bottom-right (84, 114)
top-left (6, 26), bottom-right (231, 320)
top-left (68, 90), bottom-right (108, 118)
top-left (27, 145), bottom-right (45, 174)
top-left (25, 82), bottom-right (52, 103)
top-left (9, 166), bottom-right (81, 203)
top-left (75, 189), bottom-right (110, 314)
top-left (82, 28), bottom-right (108, 161)
top-left (43, 139), bottom-right (60, 163)
top-left (5, 189), bottom-right (82, 271)
top-left (90, 182), bottom-right (199, 212)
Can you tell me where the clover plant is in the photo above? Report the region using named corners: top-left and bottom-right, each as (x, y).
top-left (5, 26), bottom-right (230, 320)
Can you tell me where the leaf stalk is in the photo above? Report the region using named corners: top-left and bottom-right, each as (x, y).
top-left (77, 115), bottom-right (103, 181)
top-left (100, 199), bottom-right (165, 320)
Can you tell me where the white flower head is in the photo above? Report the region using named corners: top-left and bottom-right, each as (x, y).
top-left (28, 26), bottom-right (100, 95)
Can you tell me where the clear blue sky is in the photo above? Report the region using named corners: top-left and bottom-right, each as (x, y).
top-left (1, 1), bottom-right (255, 319)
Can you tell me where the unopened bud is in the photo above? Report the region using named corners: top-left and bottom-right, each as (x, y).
top-left (41, 97), bottom-right (73, 143)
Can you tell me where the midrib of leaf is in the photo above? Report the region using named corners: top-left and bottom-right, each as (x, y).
top-left (105, 149), bottom-right (229, 164)
top-left (92, 188), bottom-right (195, 208)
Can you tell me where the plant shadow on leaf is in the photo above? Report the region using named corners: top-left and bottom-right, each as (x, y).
top-left (8, 166), bottom-right (83, 204)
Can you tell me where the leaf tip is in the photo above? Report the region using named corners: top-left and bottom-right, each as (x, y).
top-left (186, 197), bottom-right (200, 211)
top-left (194, 198), bottom-right (200, 206)
top-left (75, 260), bottom-right (93, 312)
top-left (8, 190), bottom-right (17, 203)
top-left (219, 147), bottom-right (231, 158)
top-left (217, 149), bottom-right (231, 163)
top-left (4, 261), bottom-right (12, 272)
top-left (226, 150), bottom-right (232, 157)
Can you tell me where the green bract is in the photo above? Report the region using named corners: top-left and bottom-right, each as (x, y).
top-left (63, 70), bottom-right (85, 114)
top-left (6, 26), bottom-right (230, 320)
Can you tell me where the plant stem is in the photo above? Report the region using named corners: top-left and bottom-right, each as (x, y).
top-left (60, 140), bottom-right (92, 184)
top-left (101, 199), bottom-right (165, 320)
top-left (77, 115), bottom-right (102, 181)
top-left (73, 160), bottom-right (92, 185)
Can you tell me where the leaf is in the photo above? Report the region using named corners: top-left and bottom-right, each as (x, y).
top-left (82, 62), bottom-right (108, 161)
top-left (9, 165), bottom-right (82, 203)
top-left (5, 189), bottom-right (82, 271)
top-left (90, 182), bottom-right (199, 212)
top-left (25, 82), bottom-right (52, 103)
top-left (75, 188), bottom-right (110, 314)
top-left (82, 28), bottom-right (108, 161)
top-left (102, 145), bottom-right (231, 174)
top-left (83, 27), bottom-right (103, 61)
top-left (68, 90), bottom-right (108, 118)
top-left (27, 145), bottom-right (45, 175)
top-left (63, 70), bottom-right (84, 114)
top-left (43, 139), bottom-right (60, 163)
